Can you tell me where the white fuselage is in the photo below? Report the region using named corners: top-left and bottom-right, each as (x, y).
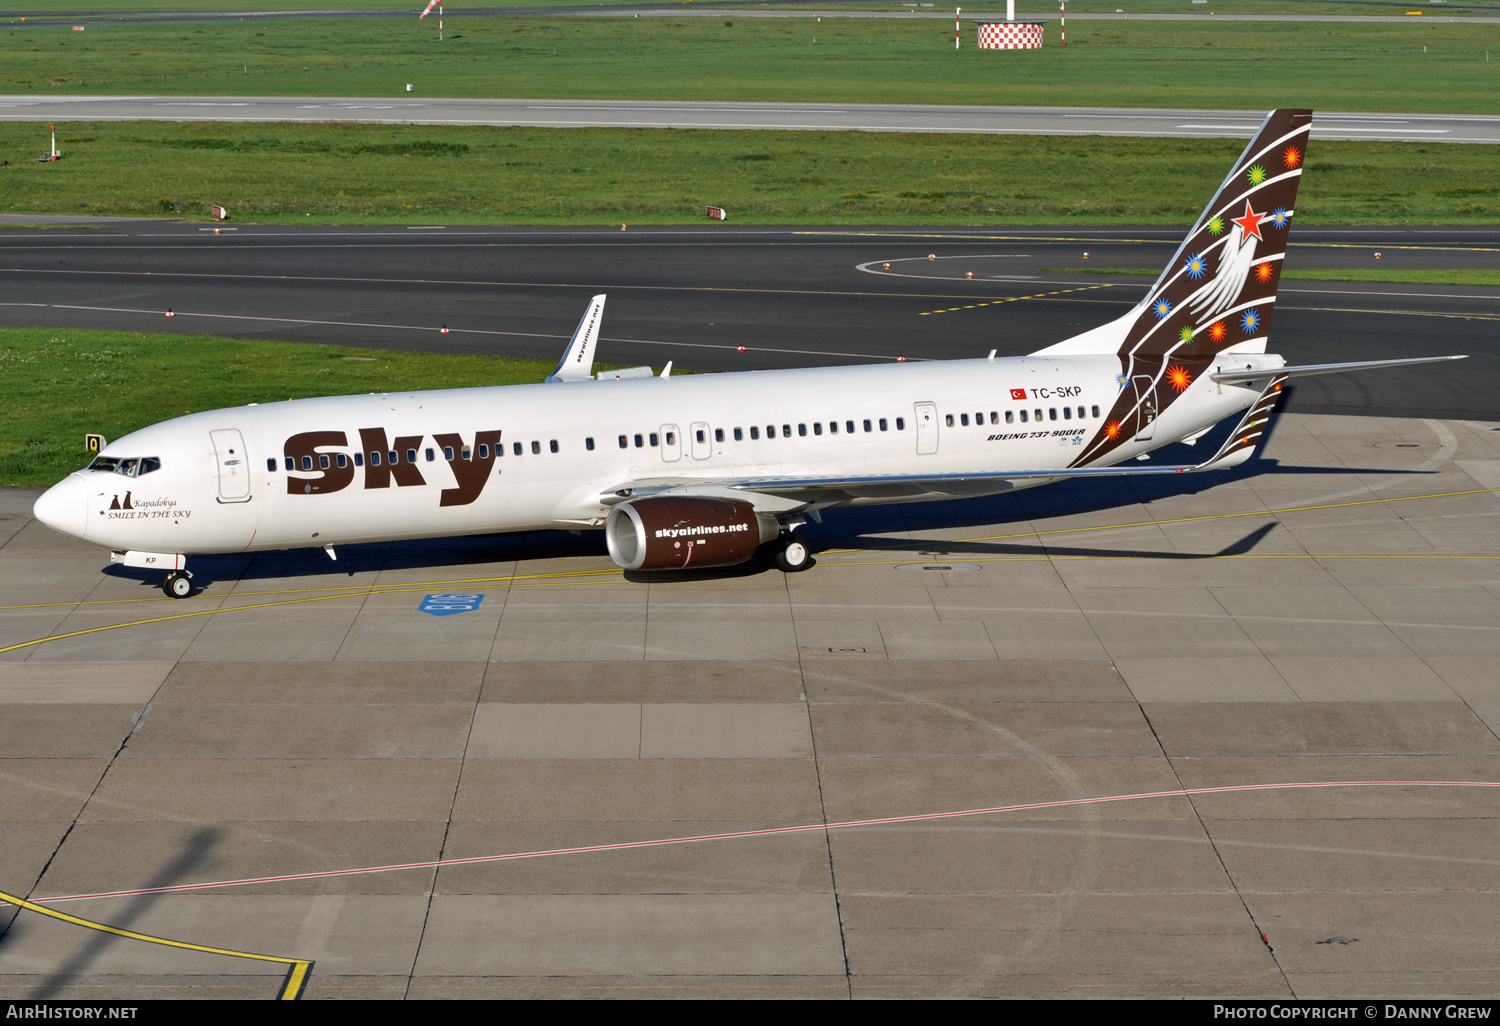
top-left (41, 354), bottom-right (1266, 558)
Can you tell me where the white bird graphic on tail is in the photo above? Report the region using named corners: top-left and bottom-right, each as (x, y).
top-left (1189, 202), bottom-right (1265, 321)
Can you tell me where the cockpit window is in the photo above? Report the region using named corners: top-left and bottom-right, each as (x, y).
top-left (87, 456), bottom-right (161, 478)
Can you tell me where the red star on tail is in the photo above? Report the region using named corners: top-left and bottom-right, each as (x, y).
top-left (1232, 202), bottom-right (1265, 241)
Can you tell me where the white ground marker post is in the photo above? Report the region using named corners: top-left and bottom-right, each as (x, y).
top-left (1007, 0), bottom-right (1015, 20)
top-left (956, 7), bottom-right (961, 49)
top-left (1060, 0), bottom-right (1066, 46)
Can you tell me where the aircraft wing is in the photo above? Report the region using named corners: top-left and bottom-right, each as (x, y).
top-left (603, 375), bottom-right (1289, 508)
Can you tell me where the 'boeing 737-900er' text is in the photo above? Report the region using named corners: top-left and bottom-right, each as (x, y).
top-left (32, 110), bottom-right (1465, 597)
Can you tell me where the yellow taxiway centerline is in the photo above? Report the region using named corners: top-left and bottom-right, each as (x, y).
top-left (0, 886), bottom-right (312, 1000)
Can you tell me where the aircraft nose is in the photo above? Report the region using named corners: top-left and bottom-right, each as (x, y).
top-left (33, 474), bottom-right (88, 540)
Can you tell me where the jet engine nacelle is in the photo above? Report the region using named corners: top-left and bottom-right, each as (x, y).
top-left (605, 496), bottom-right (779, 571)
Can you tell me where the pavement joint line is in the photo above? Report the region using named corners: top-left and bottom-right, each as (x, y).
top-left (0, 886), bottom-right (313, 1000)
top-left (12, 781), bottom-right (1499, 910)
top-left (0, 571), bottom-right (628, 655)
top-left (917, 284), bottom-right (1112, 316)
top-left (957, 485), bottom-right (1500, 543)
top-left (1292, 306), bottom-right (1500, 322)
top-left (0, 567), bottom-right (623, 612)
top-left (2, 488), bottom-right (1491, 615)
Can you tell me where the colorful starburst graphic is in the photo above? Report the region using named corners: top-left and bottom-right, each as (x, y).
top-left (1209, 320), bottom-right (1227, 343)
top-left (1153, 298), bottom-right (1173, 320)
top-left (1283, 145), bottom-right (1302, 169)
top-left (1247, 164), bottom-right (1268, 186)
top-left (1241, 308), bottom-right (1261, 333)
top-left (1116, 374), bottom-right (1129, 388)
top-left (1166, 365), bottom-right (1193, 392)
top-left (1179, 325), bottom-right (1195, 343)
top-left (1254, 262), bottom-right (1275, 284)
top-left (1207, 216), bottom-right (1225, 236)
top-left (1105, 420), bottom-right (1122, 440)
top-left (1271, 206), bottom-right (1292, 229)
top-left (1184, 253), bottom-right (1208, 280)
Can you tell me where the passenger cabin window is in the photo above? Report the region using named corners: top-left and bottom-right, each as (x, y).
top-left (990, 412), bottom-right (998, 425)
top-left (813, 423), bottom-right (823, 436)
top-left (664, 431), bottom-right (674, 446)
top-left (1020, 410), bottom-right (1029, 423)
top-left (879, 418), bottom-right (888, 431)
top-left (650, 433), bottom-right (660, 447)
top-left (783, 424), bottom-right (792, 438)
top-left (734, 427), bottom-right (743, 441)
top-left (1063, 407), bottom-right (1072, 420)
top-left (863, 419), bottom-right (872, 433)
top-left (513, 442), bottom-right (523, 456)
top-left (696, 428), bottom-right (707, 443)
top-left (267, 458), bottom-right (277, 472)
top-left (462, 447), bottom-right (471, 461)
top-left (318, 455), bottom-right (330, 470)
top-left (336, 454), bottom-right (348, 468)
top-left (478, 444), bottom-right (490, 459)
top-left (714, 428), bottom-right (724, 443)
top-left (531, 441), bottom-right (541, 455)
top-left (425, 448), bottom-right (436, 462)
top-left (750, 426), bottom-right (760, 440)
top-left (407, 449), bottom-right (418, 464)
top-left (766, 425), bottom-right (776, 438)
top-left (846, 420), bottom-right (855, 434)
top-left (1034, 409), bottom-right (1043, 422)
top-left (829, 422), bottom-right (839, 435)
top-left (1005, 411), bottom-right (1014, 424)
top-left (1091, 405), bottom-right (1101, 418)
top-left (388, 450), bottom-right (398, 465)
top-left (619, 435), bottom-right (628, 449)
top-left (960, 414), bottom-right (969, 427)
top-left (946, 414), bottom-right (955, 427)
top-left (549, 440), bottom-right (559, 453)
top-left (1048, 408), bottom-right (1058, 421)
top-left (798, 424), bottom-right (808, 437)
top-left (353, 452), bottom-right (363, 467)
top-left (285, 456), bottom-right (295, 471)
top-left (585, 437), bottom-right (595, 451)
top-left (896, 417), bottom-right (905, 430)
top-left (634, 434), bottom-right (644, 448)
top-left (1078, 407), bottom-right (1086, 420)
top-left (444, 446), bottom-right (456, 461)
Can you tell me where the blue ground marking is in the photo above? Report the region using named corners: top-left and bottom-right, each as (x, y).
top-left (419, 593), bottom-right (485, 617)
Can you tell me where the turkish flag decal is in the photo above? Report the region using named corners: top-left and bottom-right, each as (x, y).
top-left (1010, 388), bottom-right (1027, 401)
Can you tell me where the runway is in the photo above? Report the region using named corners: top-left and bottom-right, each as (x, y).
top-left (2, 220), bottom-right (1496, 419)
top-left (5, 96), bottom-right (1498, 144)
top-left (3, 409), bottom-right (1500, 998)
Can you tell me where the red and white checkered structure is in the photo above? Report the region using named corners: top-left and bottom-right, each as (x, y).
top-left (976, 21), bottom-right (1044, 49)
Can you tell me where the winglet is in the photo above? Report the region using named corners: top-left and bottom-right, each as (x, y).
top-left (545, 295), bottom-right (606, 383)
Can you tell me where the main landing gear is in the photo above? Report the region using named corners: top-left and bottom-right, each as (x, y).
top-left (162, 569), bottom-right (194, 599)
top-left (772, 532), bottom-right (813, 573)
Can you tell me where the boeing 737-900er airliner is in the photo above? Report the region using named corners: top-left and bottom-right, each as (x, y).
top-left (32, 109), bottom-right (1465, 597)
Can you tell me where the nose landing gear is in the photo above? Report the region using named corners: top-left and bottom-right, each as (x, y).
top-left (163, 569), bottom-right (194, 599)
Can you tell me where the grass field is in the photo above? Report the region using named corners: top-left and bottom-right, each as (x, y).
top-left (1048, 267), bottom-right (1500, 284)
top-left (4, 16), bottom-right (1497, 112)
top-left (0, 327), bottom-right (561, 488)
top-left (2, 121), bottom-right (1495, 224)
top-left (21, 1), bottom-right (1500, 15)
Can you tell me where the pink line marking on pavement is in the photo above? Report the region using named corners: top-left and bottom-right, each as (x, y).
top-left (10, 780), bottom-right (1497, 908)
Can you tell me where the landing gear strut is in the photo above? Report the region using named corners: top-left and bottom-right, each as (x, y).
top-left (773, 532), bottom-right (813, 573)
top-left (163, 569), bottom-right (194, 599)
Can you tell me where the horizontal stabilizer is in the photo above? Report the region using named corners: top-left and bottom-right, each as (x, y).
top-left (1211, 354), bottom-right (1466, 385)
top-left (545, 294), bottom-right (607, 383)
